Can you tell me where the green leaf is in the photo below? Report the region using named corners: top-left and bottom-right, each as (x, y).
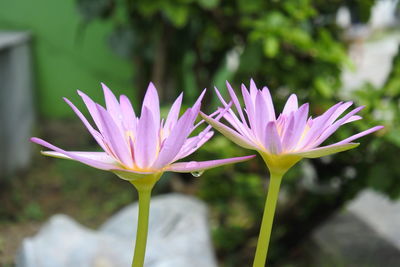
top-left (197, 0), bottom-right (219, 9)
top-left (163, 5), bottom-right (189, 27)
top-left (263, 37), bottom-right (279, 58)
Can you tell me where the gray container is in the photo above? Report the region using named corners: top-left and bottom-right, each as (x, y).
top-left (0, 32), bottom-right (34, 177)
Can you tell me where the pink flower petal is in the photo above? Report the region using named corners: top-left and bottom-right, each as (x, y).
top-left (255, 91), bottom-right (268, 142)
top-left (175, 131), bottom-right (214, 160)
top-left (165, 155), bottom-right (256, 172)
top-left (343, 115), bottom-right (362, 124)
top-left (226, 81), bottom-right (248, 127)
top-left (324, 101), bottom-right (353, 127)
top-left (200, 111), bottom-right (256, 149)
top-left (241, 84), bottom-right (257, 131)
top-left (77, 90), bottom-right (104, 133)
top-left (164, 92), bottom-right (183, 133)
top-left (30, 137), bottom-right (118, 170)
top-left (264, 121), bottom-right (282, 154)
top-left (334, 125), bottom-right (384, 146)
top-left (63, 97), bottom-right (108, 152)
top-left (309, 106), bottom-right (364, 148)
top-left (119, 95), bottom-right (136, 132)
top-left (297, 102), bottom-right (344, 149)
top-left (96, 104), bottom-right (134, 168)
top-left (286, 103), bottom-right (309, 150)
top-left (261, 86), bottom-right (276, 121)
top-left (41, 151), bottom-right (117, 164)
top-left (102, 83), bottom-right (122, 122)
top-left (249, 79), bottom-right (258, 103)
top-left (214, 89), bottom-right (253, 139)
top-left (192, 89), bottom-right (207, 110)
top-left (152, 108), bottom-right (194, 169)
top-left (222, 109), bottom-right (254, 139)
top-left (282, 94), bottom-right (298, 115)
top-left (134, 106), bottom-right (158, 169)
top-left (141, 82), bottom-right (160, 129)
top-left (281, 113), bottom-right (295, 151)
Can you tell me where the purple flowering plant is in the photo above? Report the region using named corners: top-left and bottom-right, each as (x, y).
top-left (201, 80), bottom-right (383, 266)
top-left (32, 80), bottom-right (383, 267)
top-left (31, 83), bottom-right (254, 267)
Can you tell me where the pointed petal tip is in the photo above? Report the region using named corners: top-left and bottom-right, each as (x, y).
top-left (63, 97), bottom-right (74, 106)
top-left (249, 78), bottom-right (257, 87)
top-left (100, 82), bottom-right (111, 91)
top-left (147, 82), bottom-right (157, 91)
top-left (198, 88), bottom-right (207, 99)
top-left (30, 137), bottom-right (40, 143)
top-left (31, 137), bottom-right (48, 146)
top-left (76, 89), bottom-right (90, 99)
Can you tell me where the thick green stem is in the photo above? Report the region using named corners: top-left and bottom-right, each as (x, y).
top-left (252, 172), bottom-right (283, 267)
top-left (131, 187), bottom-right (152, 267)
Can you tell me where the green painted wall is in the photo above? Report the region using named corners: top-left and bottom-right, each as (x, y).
top-left (0, 0), bottom-right (135, 118)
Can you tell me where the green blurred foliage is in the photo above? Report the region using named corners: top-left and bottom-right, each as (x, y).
top-left (75, 0), bottom-right (358, 106)
top-left (352, 48), bottom-right (400, 199)
top-left (72, 0), bottom-right (393, 265)
top-left (0, 0), bottom-right (135, 118)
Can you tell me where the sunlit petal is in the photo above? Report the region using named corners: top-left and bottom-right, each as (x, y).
top-left (282, 94), bottom-right (298, 115)
top-left (166, 155), bottom-right (256, 172)
top-left (152, 108), bottom-right (194, 169)
top-left (134, 106), bottom-right (158, 169)
top-left (164, 92), bottom-right (183, 133)
top-left (102, 83), bottom-right (122, 122)
top-left (119, 94), bottom-right (136, 131)
top-left (210, 79), bottom-right (383, 173)
top-left (141, 82), bottom-right (160, 129)
top-left (96, 104), bottom-right (134, 168)
top-left (200, 111), bottom-right (256, 149)
top-left (31, 137), bottom-right (118, 170)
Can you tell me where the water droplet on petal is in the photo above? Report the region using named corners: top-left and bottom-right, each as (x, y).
top-left (191, 170), bottom-right (204, 177)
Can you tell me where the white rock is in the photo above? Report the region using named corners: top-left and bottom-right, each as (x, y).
top-left (348, 189), bottom-right (400, 250)
top-left (16, 193), bottom-right (217, 267)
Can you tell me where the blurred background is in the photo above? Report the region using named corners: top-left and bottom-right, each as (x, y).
top-left (0, 0), bottom-right (399, 266)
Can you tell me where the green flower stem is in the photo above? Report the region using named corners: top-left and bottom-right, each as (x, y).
top-left (131, 186), bottom-right (152, 267)
top-left (252, 172), bottom-right (283, 267)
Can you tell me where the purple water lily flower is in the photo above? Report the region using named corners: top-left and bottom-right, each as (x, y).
top-left (201, 79), bottom-right (383, 266)
top-left (31, 83), bottom-right (255, 180)
top-left (201, 79), bottom-right (383, 174)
